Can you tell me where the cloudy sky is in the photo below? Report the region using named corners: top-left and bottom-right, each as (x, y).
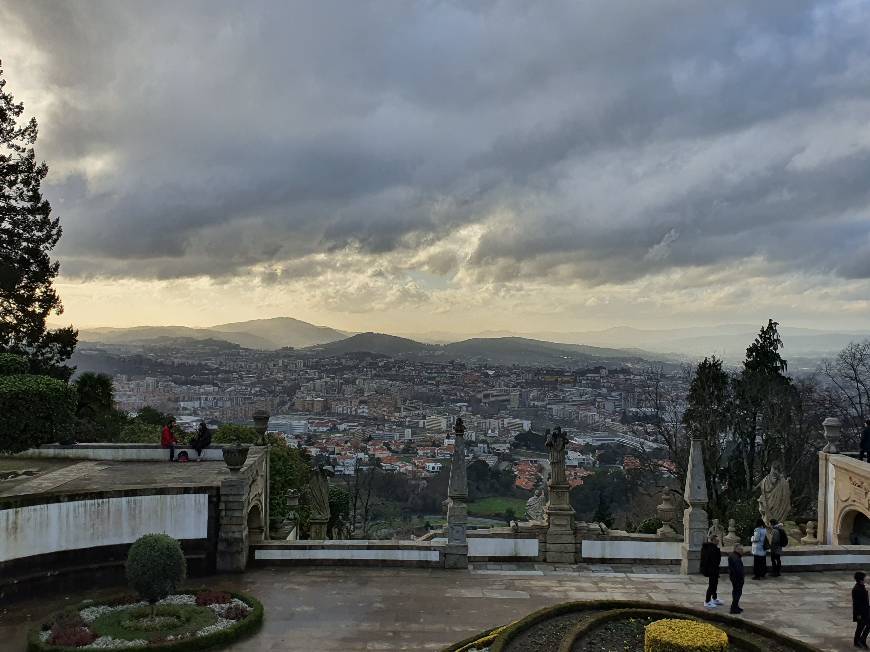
top-left (2, 0), bottom-right (870, 333)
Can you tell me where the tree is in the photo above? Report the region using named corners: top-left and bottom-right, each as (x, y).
top-left (135, 405), bottom-right (171, 426)
top-left (682, 356), bottom-right (732, 515)
top-left (72, 372), bottom-right (128, 442)
top-left (731, 319), bottom-right (795, 495)
top-left (0, 61), bottom-right (77, 378)
top-left (213, 423), bottom-right (258, 444)
top-left (823, 340), bottom-right (870, 445)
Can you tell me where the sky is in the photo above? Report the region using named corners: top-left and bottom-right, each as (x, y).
top-left (2, 0), bottom-right (870, 334)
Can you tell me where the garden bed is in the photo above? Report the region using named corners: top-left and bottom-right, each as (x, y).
top-left (28, 590), bottom-right (262, 651)
top-left (443, 600), bottom-right (819, 652)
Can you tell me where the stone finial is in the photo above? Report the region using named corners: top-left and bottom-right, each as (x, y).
top-left (822, 417), bottom-right (842, 454)
top-left (252, 409), bottom-right (270, 444)
top-left (722, 518), bottom-right (740, 547)
top-left (801, 520), bottom-right (818, 545)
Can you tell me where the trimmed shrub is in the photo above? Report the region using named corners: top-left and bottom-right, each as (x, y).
top-left (644, 618), bottom-right (728, 652)
top-left (118, 421), bottom-right (162, 443)
top-left (0, 353), bottom-right (28, 376)
top-left (213, 424), bottom-right (259, 444)
top-left (126, 534), bottom-right (187, 606)
top-left (0, 374), bottom-right (77, 454)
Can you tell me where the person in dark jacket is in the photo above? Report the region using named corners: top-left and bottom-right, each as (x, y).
top-left (861, 421), bottom-right (870, 462)
top-left (700, 534), bottom-right (723, 608)
top-left (161, 417), bottom-right (178, 462)
top-left (728, 544), bottom-right (745, 614)
top-left (854, 571), bottom-right (870, 648)
top-left (191, 421), bottom-right (212, 461)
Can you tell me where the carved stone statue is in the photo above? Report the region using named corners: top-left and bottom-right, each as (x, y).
top-left (707, 518), bottom-right (725, 543)
top-left (723, 518), bottom-right (741, 547)
top-left (309, 462), bottom-right (333, 523)
top-left (546, 427), bottom-right (568, 486)
top-left (525, 489), bottom-right (545, 522)
top-left (757, 461), bottom-right (791, 525)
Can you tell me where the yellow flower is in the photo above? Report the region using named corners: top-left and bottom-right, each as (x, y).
top-left (644, 618), bottom-right (728, 652)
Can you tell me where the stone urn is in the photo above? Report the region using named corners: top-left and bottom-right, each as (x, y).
top-left (822, 416), bottom-right (842, 454)
top-left (222, 444), bottom-right (249, 472)
top-left (656, 491), bottom-right (677, 535)
top-left (252, 409), bottom-right (270, 444)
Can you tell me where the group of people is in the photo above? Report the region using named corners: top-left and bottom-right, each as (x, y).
top-left (699, 518), bottom-right (789, 615)
top-left (160, 417), bottom-right (212, 462)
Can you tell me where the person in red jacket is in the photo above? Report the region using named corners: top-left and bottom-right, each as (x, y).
top-left (161, 417), bottom-right (179, 461)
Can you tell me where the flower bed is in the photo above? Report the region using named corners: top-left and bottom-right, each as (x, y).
top-left (28, 590), bottom-right (262, 651)
top-left (442, 601), bottom-right (820, 652)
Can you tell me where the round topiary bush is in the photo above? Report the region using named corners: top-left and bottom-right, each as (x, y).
top-left (0, 373), bottom-right (78, 454)
top-left (126, 534), bottom-right (187, 609)
top-left (644, 618), bottom-right (728, 652)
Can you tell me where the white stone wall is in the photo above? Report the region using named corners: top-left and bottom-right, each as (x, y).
top-left (254, 547), bottom-right (441, 562)
top-left (22, 446), bottom-right (225, 462)
top-left (0, 494), bottom-right (209, 562)
top-left (468, 537), bottom-right (539, 558)
top-left (581, 539), bottom-right (682, 560)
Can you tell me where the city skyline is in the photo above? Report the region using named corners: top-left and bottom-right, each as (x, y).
top-left (2, 1), bottom-right (870, 332)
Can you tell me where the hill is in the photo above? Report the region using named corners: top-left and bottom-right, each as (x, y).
top-left (78, 317), bottom-right (349, 350)
top-left (442, 337), bottom-right (652, 366)
top-left (306, 332), bottom-right (433, 356)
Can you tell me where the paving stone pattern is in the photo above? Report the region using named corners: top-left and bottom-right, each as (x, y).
top-left (0, 565), bottom-right (857, 651)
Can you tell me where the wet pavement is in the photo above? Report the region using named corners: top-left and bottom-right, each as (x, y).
top-left (0, 564), bottom-right (855, 651)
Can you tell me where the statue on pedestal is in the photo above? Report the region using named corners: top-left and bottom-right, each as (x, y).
top-left (525, 489), bottom-right (545, 522)
top-left (707, 518), bottom-right (725, 543)
top-left (546, 427), bottom-right (568, 486)
top-left (756, 461), bottom-right (791, 525)
top-left (308, 458), bottom-right (333, 540)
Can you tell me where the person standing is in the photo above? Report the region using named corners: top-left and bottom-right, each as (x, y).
top-left (728, 544), bottom-right (745, 614)
top-left (853, 571), bottom-right (870, 648)
top-left (700, 534), bottom-right (724, 608)
top-left (161, 417), bottom-right (178, 462)
top-left (861, 420), bottom-right (870, 462)
top-left (770, 519), bottom-right (786, 577)
top-left (750, 519), bottom-right (768, 580)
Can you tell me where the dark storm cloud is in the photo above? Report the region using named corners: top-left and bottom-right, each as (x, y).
top-left (2, 0), bottom-right (870, 282)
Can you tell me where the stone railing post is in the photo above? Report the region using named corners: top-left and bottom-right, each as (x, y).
top-left (545, 427), bottom-right (577, 563)
top-left (445, 418), bottom-right (469, 569)
top-left (817, 416), bottom-right (842, 545)
top-left (216, 474), bottom-right (249, 572)
top-left (681, 434), bottom-right (709, 574)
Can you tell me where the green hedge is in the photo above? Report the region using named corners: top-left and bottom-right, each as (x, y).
top-left (0, 374), bottom-right (78, 454)
top-left (0, 353), bottom-right (28, 376)
top-left (27, 591), bottom-right (264, 652)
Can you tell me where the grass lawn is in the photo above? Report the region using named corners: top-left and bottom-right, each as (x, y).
top-left (467, 496), bottom-right (528, 518)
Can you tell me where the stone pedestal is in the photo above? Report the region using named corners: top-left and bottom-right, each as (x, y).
top-left (680, 436), bottom-right (709, 575)
top-left (545, 483), bottom-right (576, 564)
top-left (217, 476), bottom-right (249, 572)
top-left (309, 518), bottom-right (328, 540)
top-left (445, 418), bottom-right (469, 569)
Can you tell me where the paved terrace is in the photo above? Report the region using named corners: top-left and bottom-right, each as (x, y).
top-left (0, 459), bottom-right (232, 498)
top-left (0, 565), bottom-right (855, 651)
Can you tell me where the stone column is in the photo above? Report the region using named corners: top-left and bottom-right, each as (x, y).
top-left (253, 409), bottom-right (271, 540)
top-left (681, 435), bottom-right (709, 574)
top-left (445, 418), bottom-right (469, 569)
top-left (545, 427), bottom-right (576, 564)
top-left (216, 475), bottom-right (249, 572)
top-left (817, 417), bottom-right (841, 545)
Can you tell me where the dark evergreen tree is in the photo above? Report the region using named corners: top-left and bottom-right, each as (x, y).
top-left (682, 356), bottom-right (731, 516)
top-left (731, 319), bottom-right (795, 495)
top-left (0, 61), bottom-right (77, 378)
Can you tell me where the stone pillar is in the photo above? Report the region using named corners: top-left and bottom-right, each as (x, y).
top-left (681, 435), bottom-right (709, 574)
top-left (216, 475), bottom-right (249, 572)
top-left (545, 428), bottom-right (576, 564)
top-left (309, 518), bottom-right (328, 540)
top-left (817, 417), bottom-right (841, 545)
top-left (253, 409), bottom-right (271, 541)
top-left (445, 418), bottom-right (469, 569)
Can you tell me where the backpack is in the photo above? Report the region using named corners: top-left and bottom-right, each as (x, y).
top-left (779, 527), bottom-right (788, 547)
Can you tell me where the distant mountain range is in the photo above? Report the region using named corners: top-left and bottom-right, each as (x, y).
top-left (304, 333), bottom-right (657, 367)
top-left (78, 317), bottom-right (348, 350)
top-left (74, 317), bottom-right (868, 366)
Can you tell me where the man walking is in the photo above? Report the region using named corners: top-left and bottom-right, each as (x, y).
top-left (862, 420), bottom-right (870, 462)
top-left (853, 571), bottom-right (870, 648)
top-left (770, 519), bottom-right (786, 577)
top-left (728, 544), bottom-right (745, 614)
top-left (750, 519), bottom-right (768, 580)
top-left (700, 534), bottom-right (723, 608)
